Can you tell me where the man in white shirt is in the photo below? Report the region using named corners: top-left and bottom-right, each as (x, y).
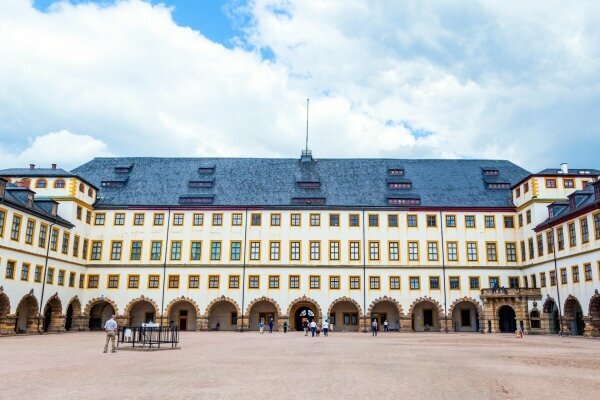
top-left (309, 320), bottom-right (317, 337)
top-left (322, 320), bottom-right (329, 337)
top-left (103, 315), bottom-right (118, 353)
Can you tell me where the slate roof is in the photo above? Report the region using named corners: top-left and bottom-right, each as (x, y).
top-left (535, 182), bottom-right (600, 231)
top-left (537, 168), bottom-right (600, 175)
top-left (0, 167), bottom-right (98, 189)
top-left (71, 157), bottom-right (530, 208)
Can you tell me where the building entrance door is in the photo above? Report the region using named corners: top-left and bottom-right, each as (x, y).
top-left (179, 310), bottom-right (188, 331)
top-left (498, 305), bottom-right (516, 333)
top-left (294, 307), bottom-right (314, 331)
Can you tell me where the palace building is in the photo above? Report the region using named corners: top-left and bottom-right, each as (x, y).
top-left (0, 154), bottom-right (599, 336)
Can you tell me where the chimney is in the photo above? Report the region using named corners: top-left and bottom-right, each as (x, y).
top-left (560, 163), bottom-right (568, 174)
top-left (51, 163), bottom-right (57, 170)
top-left (29, 164), bottom-right (35, 170)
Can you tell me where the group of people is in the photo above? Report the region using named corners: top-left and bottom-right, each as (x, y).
top-left (371, 319), bottom-right (390, 336)
top-left (300, 319), bottom-right (330, 337)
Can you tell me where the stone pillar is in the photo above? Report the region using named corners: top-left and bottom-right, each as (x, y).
top-left (400, 316), bottom-right (413, 332)
top-left (440, 317), bottom-right (452, 333)
top-left (359, 316), bottom-right (370, 333)
top-left (47, 314), bottom-right (66, 333)
top-left (75, 315), bottom-right (89, 331)
top-left (198, 316), bottom-right (209, 331)
top-left (0, 315), bottom-right (16, 335)
top-left (277, 316), bottom-right (288, 332)
top-left (116, 315), bottom-right (128, 328)
top-left (583, 316), bottom-right (599, 337)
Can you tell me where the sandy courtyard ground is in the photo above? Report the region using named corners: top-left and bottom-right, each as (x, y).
top-left (0, 331), bottom-right (599, 400)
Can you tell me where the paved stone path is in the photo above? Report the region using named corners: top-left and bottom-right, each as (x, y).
top-left (1, 331), bottom-right (599, 399)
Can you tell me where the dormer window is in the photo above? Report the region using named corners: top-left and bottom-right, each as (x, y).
top-left (114, 165), bottom-right (133, 174)
top-left (595, 184), bottom-right (600, 200)
top-left (388, 168), bottom-right (404, 176)
top-left (0, 180), bottom-right (5, 197)
top-left (87, 188), bottom-right (94, 197)
top-left (297, 181), bottom-right (321, 189)
top-left (388, 182), bottom-right (412, 190)
top-left (549, 207), bottom-right (554, 218)
top-left (487, 183), bottom-right (511, 189)
top-left (51, 203), bottom-right (58, 216)
top-left (27, 193), bottom-right (34, 207)
top-left (198, 164), bottom-right (215, 174)
top-left (54, 179), bottom-right (66, 188)
top-left (387, 197), bottom-right (420, 206)
top-left (516, 187), bottom-right (521, 197)
top-left (179, 195), bottom-right (214, 205)
top-left (291, 197), bottom-right (325, 205)
top-left (79, 183), bottom-right (85, 192)
top-left (569, 196), bottom-right (575, 210)
top-left (189, 180), bottom-right (214, 188)
top-left (101, 181), bottom-right (125, 188)
top-left (35, 179), bottom-right (47, 188)
top-left (483, 168), bottom-right (499, 176)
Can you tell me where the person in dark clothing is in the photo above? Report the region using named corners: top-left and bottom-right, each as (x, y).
top-left (268, 318), bottom-right (274, 333)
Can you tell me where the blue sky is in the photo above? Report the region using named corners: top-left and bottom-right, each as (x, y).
top-left (1, 0), bottom-right (599, 171)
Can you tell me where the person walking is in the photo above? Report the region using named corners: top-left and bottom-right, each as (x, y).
top-left (383, 319), bottom-right (389, 332)
top-left (259, 320), bottom-right (265, 334)
top-left (322, 320), bottom-right (329, 337)
top-left (268, 318), bottom-right (274, 334)
top-left (283, 320), bottom-right (288, 333)
top-left (103, 314), bottom-right (118, 353)
top-left (372, 319), bottom-right (378, 337)
top-left (303, 319), bottom-right (309, 336)
top-left (310, 320), bottom-right (317, 337)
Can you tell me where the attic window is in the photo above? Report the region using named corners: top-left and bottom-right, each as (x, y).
top-left (487, 183), bottom-right (511, 189)
top-left (483, 168), bottom-right (499, 176)
top-left (387, 197), bottom-right (420, 206)
top-left (51, 203), bottom-right (58, 216)
top-left (595, 184), bottom-right (600, 200)
top-left (388, 182), bottom-right (412, 190)
top-left (114, 166), bottom-right (132, 173)
top-left (189, 180), bottom-right (214, 188)
top-left (297, 181), bottom-right (321, 189)
top-left (388, 168), bottom-right (404, 176)
top-left (27, 193), bottom-right (34, 207)
top-left (548, 207), bottom-right (554, 218)
top-left (0, 180), bottom-right (5, 197)
top-left (54, 179), bottom-right (66, 188)
top-left (198, 164), bottom-right (215, 174)
top-left (291, 197), bottom-right (325, 205)
top-left (101, 181), bottom-right (125, 188)
top-left (179, 196), bottom-right (214, 205)
top-left (569, 196), bottom-right (575, 210)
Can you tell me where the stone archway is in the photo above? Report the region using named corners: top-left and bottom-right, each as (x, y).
top-left (124, 297), bottom-right (160, 326)
top-left (287, 296), bottom-right (323, 331)
top-left (15, 294), bottom-right (39, 334)
top-left (586, 293), bottom-right (600, 337)
top-left (449, 297), bottom-right (483, 333)
top-left (328, 297), bottom-right (363, 332)
top-left (367, 296), bottom-right (403, 332)
top-left (246, 297), bottom-right (282, 332)
top-left (85, 297), bottom-right (118, 330)
top-left (65, 297), bottom-right (83, 331)
top-left (43, 294), bottom-right (64, 333)
top-left (542, 298), bottom-right (561, 334)
top-left (563, 296), bottom-right (584, 335)
top-left (205, 296), bottom-right (241, 331)
top-left (408, 297), bottom-right (444, 332)
top-left (165, 297), bottom-right (201, 331)
top-left (0, 292), bottom-right (13, 334)
top-left (498, 305), bottom-right (517, 333)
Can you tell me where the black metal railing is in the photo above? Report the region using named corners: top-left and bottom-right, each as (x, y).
top-left (117, 326), bottom-right (179, 349)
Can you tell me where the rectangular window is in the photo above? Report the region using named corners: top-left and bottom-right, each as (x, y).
top-left (546, 178), bottom-right (557, 188)
top-left (390, 276), bottom-right (400, 290)
top-left (530, 274), bottom-right (537, 288)
top-left (168, 275), bottom-right (179, 289)
top-left (407, 214), bottom-right (417, 227)
top-left (484, 215), bottom-right (495, 228)
top-left (85, 210), bottom-right (91, 224)
top-left (429, 276), bottom-right (440, 290)
top-left (111, 241), bottom-right (123, 260)
top-left (557, 227), bottom-right (565, 250)
top-left (572, 266), bottom-right (580, 283)
top-left (389, 241), bottom-right (399, 261)
top-left (269, 275), bottom-right (279, 289)
top-left (79, 273), bottom-right (85, 288)
top-left (108, 274), bottom-right (119, 289)
top-left (10, 215), bottom-right (21, 241)
top-left (546, 230), bottom-right (554, 253)
top-left (46, 268), bottom-right (54, 284)
top-left (348, 241), bottom-right (361, 261)
top-left (290, 241), bottom-right (301, 261)
top-left (94, 213), bottom-right (105, 225)
top-left (191, 241), bottom-right (202, 261)
top-left (151, 241), bottom-right (162, 260)
top-left (466, 242), bottom-right (477, 261)
top-left (349, 214), bottom-right (360, 227)
top-left (193, 213), bottom-right (204, 226)
top-left (270, 213), bottom-right (281, 226)
top-left (427, 242), bottom-right (438, 261)
top-left (447, 242), bottom-right (458, 261)
top-left (409, 277), bottom-right (419, 290)
top-left (349, 276), bottom-right (360, 290)
top-left (38, 224), bottom-right (47, 248)
top-left (212, 213), bottom-right (223, 226)
top-left (90, 241), bottom-right (103, 260)
top-left (170, 241), bottom-right (182, 260)
top-left (568, 223), bottom-right (576, 247)
top-left (25, 219), bottom-right (35, 244)
top-left (387, 214), bottom-right (398, 227)
top-left (208, 275), bottom-right (219, 289)
top-left (133, 213), bottom-right (145, 225)
top-left (232, 213), bottom-right (243, 226)
top-left (408, 241), bottom-right (419, 261)
top-left (310, 213), bottom-right (321, 226)
top-left (540, 272), bottom-right (546, 287)
top-left (469, 277), bottom-right (480, 290)
top-left (76, 206), bottom-right (82, 220)
top-left (269, 241), bottom-right (280, 261)
top-left (550, 271), bottom-right (557, 286)
top-left (229, 275), bottom-right (239, 289)
top-left (153, 213), bottom-right (164, 226)
top-left (114, 213), bottom-right (125, 225)
top-left (520, 241), bottom-right (526, 262)
top-left (445, 215), bottom-right (456, 227)
top-left (289, 275), bottom-right (300, 289)
top-left (368, 214), bottom-right (379, 227)
top-left (449, 276), bottom-right (460, 290)
top-left (504, 216), bottom-right (514, 228)
top-left (528, 238), bottom-right (534, 259)
top-left (61, 232), bottom-right (69, 255)
top-left (581, 218), bottom-right (589, 243)
top-left (369, 276), bottom-right (380, 289)
top-left (130, 241), bottom-right (142, 261)
top-left (564, 178), bottom-right (575, 188)
top-left (148, 275), bottom-right (160, 289)
top-left (465, 215), bottom-right (476, 228)
top-left (128, 275), bottom-right (140, 289)
top-left (369, 242), bottom-right (380, 261)
top-left (509, 277), bottom-right (519, 289)
top-left (310, 241), bottom-right (320, 260)
top-left (426, 215), bottom-right (437, 227)
top-left (329, 241), bottom-right (340, 261)
top-left (584, 263), bottom-right (592, 281)
top-left (329, 275), bottom-right (340, 289)
top-left (68, 271), bottom-right (75, 287)
top-left (486, 242), bottom-right (497, 262)
top-left (329, 214), bottom-right (340, 227)
top-left (251, 213), bottom-right (262, 226)
top-left (518, 214), bottom-right (524, 227)
top-left (248, 275), bottom-right (260, 289)
top-left (73, 235), bottom-right (80, 258)
top-left (290, 213), bottom-right (301, 226)
top-left (250, 241), bottom-right (261, 260)
top-left (489, 276), bottom-right (499, 288)
top-left (505, 243), bottom-right (517, 262)
top-left (560, 268), bottom-right (568, 284)
top-left (173, 213), bottom-right (184, 226)
top-left (309, 276), bottom-right (320, 289)
top-left (526, 210), bottom-right (532, 224)
top-left (537, 235), bottom-right (544, 256)
top-left (210, 241), bottom-right (221, 261)
top-left (5, 260), bottom-right (15, 279)
top-left (187, 275), bottom-right (199, 289)
top-left (0, 210), bottom-right (4, 238)
top-left (87, 274), bottom-right (99, 288)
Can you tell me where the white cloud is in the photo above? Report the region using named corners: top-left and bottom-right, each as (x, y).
top-left (0, 0), bottom-right (599, 171)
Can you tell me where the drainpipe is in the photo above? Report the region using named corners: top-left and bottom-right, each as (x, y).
top-left (38, 217), bottom-right (58, 334)
top-left (361, 209), bottom-right (367, 333)
top-left (159, 208), bottom-right (172, 327)
top-left (550, 227), bottom-right (564, 335)
top-left (240, 208), bottom-right (249, 332)
top-left (439, 211), bottom-right (449, 333)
